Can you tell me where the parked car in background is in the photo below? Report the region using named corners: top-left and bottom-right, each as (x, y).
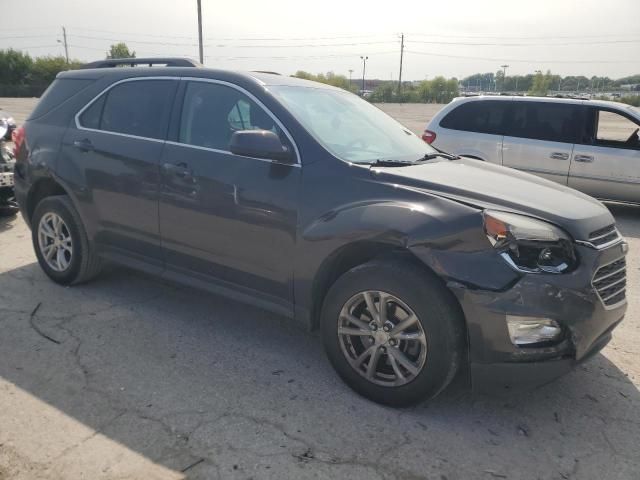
top-left (423, 96), bottom-right (640, 204)
top-left (0, 110), bottom-right (18, 216)
top-left (14, 59), bottom-right (628, 406)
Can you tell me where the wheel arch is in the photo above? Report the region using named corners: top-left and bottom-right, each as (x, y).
top-left (26, 176), bottom-right (69, 224)
top-left (309, 241), bottom-right (462, 332)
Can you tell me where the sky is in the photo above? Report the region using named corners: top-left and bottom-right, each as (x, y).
top-left (3, 0), bottom-right (639, 81)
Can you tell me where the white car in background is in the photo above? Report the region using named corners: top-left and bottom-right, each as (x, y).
top-left (423, 96), bottom-right (640, 204)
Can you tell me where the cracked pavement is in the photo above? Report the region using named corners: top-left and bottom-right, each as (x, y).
top-left (1, 99), bottom-right (639, 480)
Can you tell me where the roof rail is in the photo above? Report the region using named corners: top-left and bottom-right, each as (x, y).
top-left (81, 57), bottom-right (201, 69)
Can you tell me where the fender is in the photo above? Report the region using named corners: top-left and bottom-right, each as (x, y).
top-left (294, 194), bottom-right (519, 328)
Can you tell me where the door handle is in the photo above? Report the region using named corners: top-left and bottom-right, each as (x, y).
top-left (550, 152), bottom-right (569, 160)
top-left (72, 139), bottom-right (94, 152)
top-left (162, 162), bottom-right (193, 180)
top-left (574, 154), bottom-right (595, 163)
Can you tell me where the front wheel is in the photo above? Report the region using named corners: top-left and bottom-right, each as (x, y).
top-left (321, 259), bottom-right (465, 406)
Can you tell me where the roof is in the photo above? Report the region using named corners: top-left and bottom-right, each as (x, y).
top-left (453, 94), bottom-right (625, 109)
top-left (58, 62), bottom-right (338, 90)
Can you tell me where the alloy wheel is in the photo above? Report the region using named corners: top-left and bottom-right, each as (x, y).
top-left (337, 290), bottom-right (427, 387)
top-left (37, 212), bottom-right (73, 272)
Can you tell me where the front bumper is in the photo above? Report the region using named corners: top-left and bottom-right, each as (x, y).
top-left (449, 240), bottom-right (627, 392)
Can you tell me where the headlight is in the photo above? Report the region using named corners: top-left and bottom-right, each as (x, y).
top-left (483, 210), bottom-right (576, 274)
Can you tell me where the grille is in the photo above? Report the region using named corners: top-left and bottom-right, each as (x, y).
top-left (592, 257), bottom-right (627, 307)
top-left (588, 224), bottom-right (619, 248)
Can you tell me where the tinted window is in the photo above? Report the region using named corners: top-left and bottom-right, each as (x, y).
top-left (79, 95), bottom-right (105, 129)
top-left (179, 81), bottom-right (290, 151)
top-left (440, 100), bottom-right (507, 135)
top-left (79, 80), bottom-right (176, 140)
top-left (28, 78), bottom-right (93, 120)
top-left (506, 102), bottom-right (581, 143)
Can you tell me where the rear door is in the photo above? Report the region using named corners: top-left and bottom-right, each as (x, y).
top-left (60, 77), bottom-right (178, 269)
top-left (569, 107), bottom-right (640, 203)
top-left (433, 99), bottom-right (507, 163)
top-left (502, 100), bottom-right (584, 184)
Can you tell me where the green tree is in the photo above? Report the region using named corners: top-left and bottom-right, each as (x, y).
top-left (369, 82), bottom-right (395, 102)
top-left (31, 56), bottom-right (83, 85)
top-left (0, 49), bottom-right (33, 85)
top-left (107, 43), bottom-right (136, 59)
top-left (292, 70), bottom-right (357, 92)
top-left (529, 70), bottom-right (553, 96)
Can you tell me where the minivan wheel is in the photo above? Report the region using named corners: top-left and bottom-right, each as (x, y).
top-left (321, 259), bottom-right (464, 406)
top-left (32, 195), bottom-right (102, 285)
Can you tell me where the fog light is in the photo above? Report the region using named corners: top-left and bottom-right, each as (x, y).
top-left (506, 315), bottom-right (562, 346)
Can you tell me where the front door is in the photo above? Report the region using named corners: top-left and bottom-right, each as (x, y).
top-left (502, 100), bottom-right (584, 185)
top-left (569, 107), bottom-right (640, 203)
top-left (60, 78), bottom-right (177, 268)
top-left (158, 80), bottom-right (300, 310)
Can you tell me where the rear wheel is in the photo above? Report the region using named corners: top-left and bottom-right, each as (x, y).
top-left (321, 259), bottom-right (465, 406)
top-left (32, 195), bottom-right (102, 285)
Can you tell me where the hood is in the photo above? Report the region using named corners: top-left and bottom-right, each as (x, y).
top-left (372, 157), bottom-right (614, 241)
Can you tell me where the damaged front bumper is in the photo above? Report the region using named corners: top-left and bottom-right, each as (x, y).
top-left (447, 240), bottom-right (628, 392)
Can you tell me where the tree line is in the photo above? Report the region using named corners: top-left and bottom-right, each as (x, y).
top-left (0, 44), bottom-right (135, 97)
top-left (1, 44), bottom-right (638, 106)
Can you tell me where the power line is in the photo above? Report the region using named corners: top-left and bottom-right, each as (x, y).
top-left (67, 26), bottom-right (394, 41)
top-left (409, 39), bottom-right (640, 47)
top-left (406, 32), bottom-right (640, 40)
top-left (404, 50), bottom-right (639, 64)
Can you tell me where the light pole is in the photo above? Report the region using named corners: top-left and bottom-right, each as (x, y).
top-left (348, 69), bottom-right (353, 89)
top-left (360, 56), bottom-right (368, 94)
top-left (500, 64), bottom-right (509, 91)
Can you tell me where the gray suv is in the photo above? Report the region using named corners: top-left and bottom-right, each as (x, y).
top-left (14, 59), bottom-right (628, 406)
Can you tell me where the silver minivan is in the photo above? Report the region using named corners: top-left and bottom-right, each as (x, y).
top-left (424, 96), bottom-right (640, 204)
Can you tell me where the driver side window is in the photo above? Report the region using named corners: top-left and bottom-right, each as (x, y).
top-left (179, 81), bottom-right (289, 151)
top-left (595, 109), bottom-right (640, 149)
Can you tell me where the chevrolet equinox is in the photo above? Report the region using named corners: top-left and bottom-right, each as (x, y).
top-left (14, 58), bottom-right (628, 406)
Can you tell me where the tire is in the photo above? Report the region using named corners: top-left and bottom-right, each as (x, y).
top-left (321, 258), bottom-right (465, 407)
top-left (31, 195), bottom-right (102, 285)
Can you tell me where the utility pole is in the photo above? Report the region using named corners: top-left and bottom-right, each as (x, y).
top-left (500, 64), bottom-right (508, 91)
top-left (196, 0), bottom-right (204, 64)
top-left (61, 26), bottom-right (69, 64)
top-left (348, 69), bottom-right (353, 89)
top-left (360, 56), bottom-right (368, 94)
top-left (398, 33), bottom-right (404, 95)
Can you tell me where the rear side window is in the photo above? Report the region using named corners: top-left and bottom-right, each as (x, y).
top-left (440, 101), bottom-right (507, 135)
top-left (78, 79), bottom-right (176, 140)
top-left (505, 102), bottom-right (582, 143)
top-left (28, 78), bottom-right (94, 120)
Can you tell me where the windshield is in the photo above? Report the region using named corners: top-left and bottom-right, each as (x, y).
top-left (269, 86), bottom-right (437, 164)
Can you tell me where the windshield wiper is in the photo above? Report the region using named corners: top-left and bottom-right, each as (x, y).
top-left (369, 159), bottom-right (415, 167)
top-left (419, 152), bottom-right (461, 161)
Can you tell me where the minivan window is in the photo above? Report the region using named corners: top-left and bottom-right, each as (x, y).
top-left (79, 80), bottom-right (176, 140)
top-left (270, 86), bottom-right (436, 163)
top-left (440, 100), bottom-right (507, 135)
top-left (179, 81), bottom-right (290, 152)
top-left (506, 102), bottom-right (581, 143)
top-left (595, 109), bottom-right (640, 148)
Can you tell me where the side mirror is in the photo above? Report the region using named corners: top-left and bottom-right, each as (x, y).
top-left (229, 130), bottom-right (294, 164)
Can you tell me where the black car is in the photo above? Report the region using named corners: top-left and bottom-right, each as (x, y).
top-left (14, 58), bottom-right (628, 406)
